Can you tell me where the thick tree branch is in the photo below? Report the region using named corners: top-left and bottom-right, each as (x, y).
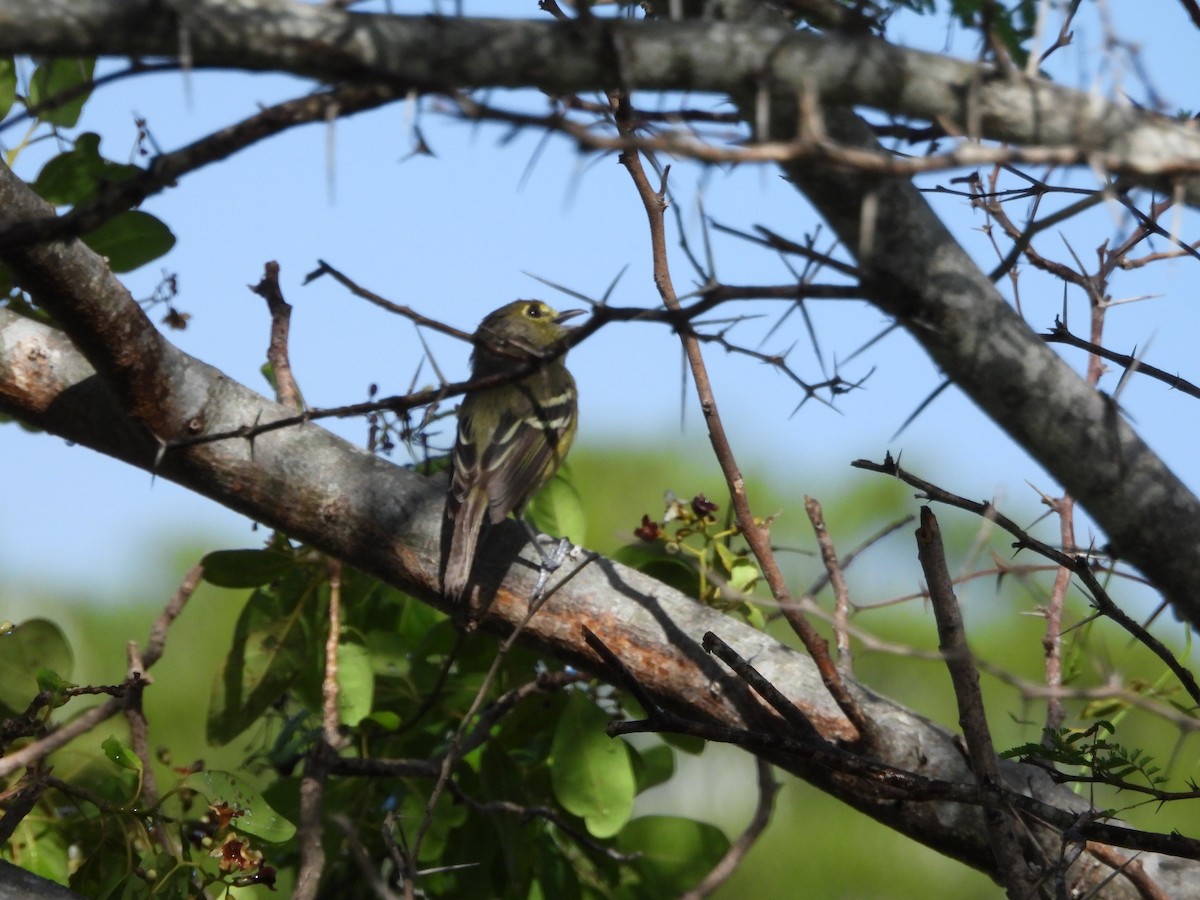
top-left (749, 102), bottom-right (1200, 632)
top-left (2, 2), bottom-right (1200, 202)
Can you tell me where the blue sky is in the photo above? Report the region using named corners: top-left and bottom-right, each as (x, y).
top-left (3, 1), bottom-right (1199, 606)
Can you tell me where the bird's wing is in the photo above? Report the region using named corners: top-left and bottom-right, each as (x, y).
top-left (479, 376), bottom-right (576, 523)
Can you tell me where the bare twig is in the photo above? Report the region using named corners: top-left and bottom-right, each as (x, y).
top-left (293, 553), bottom-right (350, 898)
top-left (853, 455), bottom-right (1200, 708)
top-left (611, 89), bottom-right (872, 745)
top-left (701, 632), bottom-right (823, 743)
top-left (251, 261), bottom-right (303, 412)
top-left (450, 92), bottom-right (1200, 180)
top-left (0, 563), bottom-right (204, 779)
top-left (294, 745), bottom-right (330, 900)
top-left (1044, 492), bottom-right (1073, 736)
top-left (305, 261), bottom-right (472, 343)
top-left (323, 560), bottom-right (346, 749)
top-left (0, 84), bottom-right (403, 252)
top-left (121, 643), bottom-right (156, 804)
top-left (0, 60), bottom-right (177, 134)
top-left (1043, 318), bottom-right (1200, 400)
top-left (916, 507), bottom-right (1038, 897)
top-left (1086, 842), bottom-right (1172, 900)
top-left (804, 497), bottom-right (853, 674)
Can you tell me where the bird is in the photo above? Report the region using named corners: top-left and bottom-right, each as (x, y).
top-left (442, 299), bottom-right (584, 600)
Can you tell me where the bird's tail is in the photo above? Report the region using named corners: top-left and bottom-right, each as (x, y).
top-left (442, 489), bottom-right (486, 601)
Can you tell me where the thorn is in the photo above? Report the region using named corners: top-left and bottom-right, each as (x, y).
top-left (151, 436), bottom-right (168, 486)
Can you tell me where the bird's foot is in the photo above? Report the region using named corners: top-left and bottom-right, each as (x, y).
top-left (527, 533), bottom-right (574, 604)
top-left (537, 535), bottom-right (572, 572)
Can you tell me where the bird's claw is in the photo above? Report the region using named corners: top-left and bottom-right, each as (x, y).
top-left (539, 535), bottom-right (571, 572)
top-left (528, 535), bottom-right (573, 604)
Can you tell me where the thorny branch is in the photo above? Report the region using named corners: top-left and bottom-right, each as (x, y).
top-left (852, 454), bottom-right (1200, 709)
top-left (581, 628), bottom-right (1200, 864)
top-left (1043, 317), bottom-right (1200, 400)
top-left (611, 88), bottom-right (874, 745)
top-left (449, 91), bottom-right (1200, 180)
top-left (0, 84), bottom-right (404, 252)
top-left (167, 260), bottom-right (852, 454)
top-left (0, 563), bottom-right (205, 780)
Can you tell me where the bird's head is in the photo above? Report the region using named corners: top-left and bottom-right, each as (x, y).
top-left (473, 300), bottom-right (585, 367)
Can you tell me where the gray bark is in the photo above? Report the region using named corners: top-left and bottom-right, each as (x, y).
top-left (0, 2), bottom-right (1197, 196)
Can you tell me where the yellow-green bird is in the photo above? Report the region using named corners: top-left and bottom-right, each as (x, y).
top-left (443, 299), bottom-right (584, 600)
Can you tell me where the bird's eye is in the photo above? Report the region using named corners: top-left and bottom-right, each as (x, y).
top-left (526, 304), bottom-right (543, 318)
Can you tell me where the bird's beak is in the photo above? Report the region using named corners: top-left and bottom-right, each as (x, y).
top-left (553, 309), bottom-right (586, 325)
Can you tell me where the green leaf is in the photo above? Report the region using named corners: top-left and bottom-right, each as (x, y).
top-left (29, 133), bottom-right (172, 274)
top-left (36, 668), bottom-right (75, 708)
top-left (9, 817), bottom-right (70, 886)
top-left (82, 210), bottom-right (175, 273)
top-left (0, 618), bottom-right (74, 713)
top-left (336, 639), bottom-right (375, 727)
top-left (630, 743), bottom-right (675, 794)
top-left (183, 770), bottom-right (297, 843)
top-left (550, 692), bottom-right (635, 838)
top-left (363, 630), bottom-right (412, 679)
top-left (33, 133), bottom-right (140, 206)
top-left (0, 58), bottom-right (17, 122)
top-left (28, 58), bottom-right (95, 127)
top-left (613, 545), bottom-right (697, 597)
top-left (527, 466), bottom-right (586, 545)
top-left (616, 816), bottom-right (730, 895)
top-left (741, 601), bottom-right (767, 631)
top-left (713, 540), bottom-right (735, 572)
top-left (726, 556), bottom-right (759, 592)
top-left (201, 548), bottom-right (298, 589)
top-left (102, 735), bottom-right (142, 772)
top-left (70, 828), bottom-right (132, 898)
top-left (361, 710), bottom-right (401, 730)
top-left (395, 597), bottom-right (448, 649)
top-left (207, 580), bottom-right (309, 745)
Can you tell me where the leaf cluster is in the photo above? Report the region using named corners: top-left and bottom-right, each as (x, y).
top-left (619, 491), bottom-right (767, 629)
top-left (0, 56), bottom-right (175, 299)
top-left (1002, 721), bottom-right (1168, 793)
top-left (2, 533), bottom-right (733, 898)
